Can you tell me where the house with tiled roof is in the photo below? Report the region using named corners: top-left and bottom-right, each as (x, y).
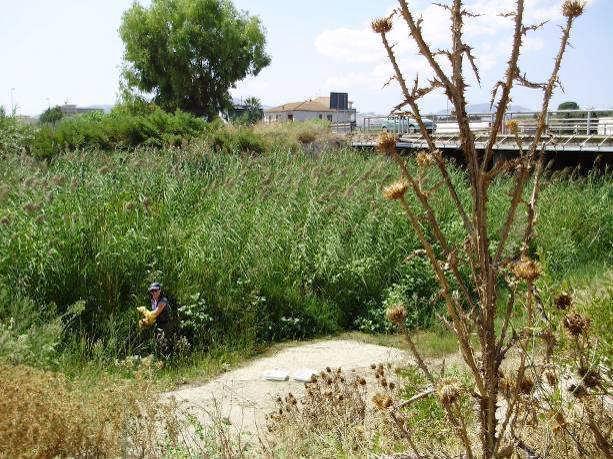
top-left (264, 92), bottom-right (356, 128)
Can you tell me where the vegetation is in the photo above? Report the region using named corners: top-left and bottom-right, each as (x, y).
top-left (239, 96), bottom-right (264, 124)
top-left (0, 109), bottom-right (34, 157)
top-left (2, 0), bottom-right (610, 456)
top-left (0, 117), bottom-right (610, 456)
top-left (39, 105), bottom-right (64, 125)
top-left (30, 107), bottom-right (207, 158)
top-left (0, 140), bottom-right (610, 372)
top-left (0, 361), bottom-right (175, 457)
top-left (119, 0), bottom-right (270, 118)
top-left (558, 101), bottom-right (580, 110)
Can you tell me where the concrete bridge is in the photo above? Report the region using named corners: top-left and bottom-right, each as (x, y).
top-left (347, 110), bottom-right (613, 161)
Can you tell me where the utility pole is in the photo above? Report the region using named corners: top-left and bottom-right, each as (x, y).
top-left (10, 88), bottom-right (15, 114)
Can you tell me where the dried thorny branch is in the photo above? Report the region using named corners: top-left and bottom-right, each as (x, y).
top-left (515, 67), bottom-right (546, 89)
top-left (369, 1), bottom-right (609, 458)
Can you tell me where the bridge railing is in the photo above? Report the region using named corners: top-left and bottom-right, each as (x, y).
top-left (358, 110), bottom-right (613, 137)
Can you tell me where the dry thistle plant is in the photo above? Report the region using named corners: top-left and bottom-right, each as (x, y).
top-left (264, 367), bottom-right (370, 454)
top-left (368, 0), bottom-right (611, 457)
top-left (263, 365), bottom-right (430, 456)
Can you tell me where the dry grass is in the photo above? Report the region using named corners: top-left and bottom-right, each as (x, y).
top-left (254, 119), bottom-right (347, 152)
top-left (0, 359), bottom-right (181, 458)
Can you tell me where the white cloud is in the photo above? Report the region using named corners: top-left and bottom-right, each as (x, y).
top-left (312, 0), bottom-right (597, 112)
top-left (315, 0), bottom-right (576, 96)
top-left (315, 27), bottom-right (382, 64)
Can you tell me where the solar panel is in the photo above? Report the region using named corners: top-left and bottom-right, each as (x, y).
top-left (330, 92), bottom-right (348, 110)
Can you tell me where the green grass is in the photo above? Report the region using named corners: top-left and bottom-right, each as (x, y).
top-left (0, 143), bottom-right (611, 373)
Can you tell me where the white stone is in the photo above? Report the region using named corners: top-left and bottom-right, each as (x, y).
top-left (292, 369), bottom-right (317, 382)
top-left (262, 369), bottom-right (289, 381)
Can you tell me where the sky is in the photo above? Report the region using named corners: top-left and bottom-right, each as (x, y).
top-left (1, 0), bottom-right (612, 117)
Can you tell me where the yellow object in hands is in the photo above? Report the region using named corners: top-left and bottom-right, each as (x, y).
top-left (137, 306), bottom-right (156, 328)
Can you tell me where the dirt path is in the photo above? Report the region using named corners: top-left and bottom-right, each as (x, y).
top-left (166, 339), bottom-right (410, 433)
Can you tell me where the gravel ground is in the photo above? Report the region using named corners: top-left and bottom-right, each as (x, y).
top-left (166, 339), bottom-right (409, 434)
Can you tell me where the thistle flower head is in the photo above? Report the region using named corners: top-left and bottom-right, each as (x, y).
top-left (385, 303), bottom-right (407, 325)
top-left (562, 0), bottom-right (585, 18)
top-left (372, 393), bottom-right (393, 410)
top-left (563, 312), bottom-right (590, 337)
top-left (383, 180), bottom-right (409, 201)
top-left (371, 17), bottom-right (393, 34)
top-left (554, 292), bottom-right (572, 310)
top-left (377, 132), bottom-right (398, 155)
top-left (545, 370), bottom-right (558, 386)
top-left (512, 255), bottom-right (541, 282)
top-left (518, 376), bottom-right (535, 395)
top-left (578, 366), bottom-right (601, 388)
top-left (436, 379), bottom-right (461, 407)
top-left (416, 151), bottom-right (435, 168)
top-left (506, 119), bottom-right (520, 135)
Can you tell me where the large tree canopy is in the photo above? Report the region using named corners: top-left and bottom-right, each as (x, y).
top-left (119, 0), bottom-right (270, 119)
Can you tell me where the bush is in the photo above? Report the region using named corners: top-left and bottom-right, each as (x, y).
top-left (39, 105), bottom-right (63, 125)
top-left (255, 119), bottom-right (337, 152)
top-left (0, 113), bottom-right (34, 157)
top-left (30, 108), bottom-right (207, 158)
top-left (206, 123), bottom-right (268, 155)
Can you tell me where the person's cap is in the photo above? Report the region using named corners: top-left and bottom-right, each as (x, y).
top-left (148, 282), bottom-right (161, 292)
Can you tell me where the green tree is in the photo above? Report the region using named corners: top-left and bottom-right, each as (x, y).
top-left (243, 96), bottom-right (263, 124)
top-left (39, 106), bottom-right (63, 124)
top-left (119, 0), bottom-right (270, 119)
top-left (557, 101), bottom-right (579, 110)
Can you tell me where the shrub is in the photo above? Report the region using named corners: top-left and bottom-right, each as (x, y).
top-left (206, 123), bottom-right (268, 155)
top-left (0, 113), bottom-right (34, 157)
top-left (39, 105), bottom-right (64, 125)
top-left (255, 119), bottom-right (334, 151)
top-left (30, 108), bottom-right (207, 158)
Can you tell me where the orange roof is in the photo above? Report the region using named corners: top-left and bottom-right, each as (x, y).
top-left (266, 98), bottom-right (333, 113)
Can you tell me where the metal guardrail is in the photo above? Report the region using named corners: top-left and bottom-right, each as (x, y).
top-left (353, 110), bottom-right (613, 154)
top-left (359, 110), bottom-right (613, 136)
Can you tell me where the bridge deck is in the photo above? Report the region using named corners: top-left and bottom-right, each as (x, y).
top-left (351, 132), bottom-right (613, 154)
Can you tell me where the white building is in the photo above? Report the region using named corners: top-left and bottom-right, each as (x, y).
top-left (264, 93), bottom-right (356, 127)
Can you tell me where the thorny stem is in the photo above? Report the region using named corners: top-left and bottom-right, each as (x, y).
top-left (377, 27), bottom-right (478, 314)
top-left (395, 1), bottom-right (475, 235)
top-left (522, 156), bottom-right (544, 254)
top-left (375, 1), bottom-right (584, 457)
top-left (398, 196), bottom-right (484, 393)
top-left (390, 411), bottom-right (424, 458)
top-left (442, 403), bottom-right (474, 459)
top-left (483, 0), bottom-right (525, 170)
top-left (398, 322), bottom-right (436, 384)
top-left (378, 29), bottom-right (473, 239)
top-left (495, 15), bottom-right (576, 264)
top-left (496, 282), bottom-right (515, 352)
top-left (390, 150), bottom-right (477, 312)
